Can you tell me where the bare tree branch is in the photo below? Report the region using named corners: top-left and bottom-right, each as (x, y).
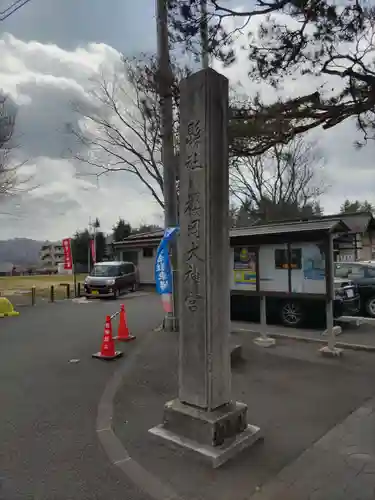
top-left (230, 136), bottom-right (326, 224)
top-left (69, 54), bottom-right (189, 209)
top-left (0, 96), bottom-right (35, 201)
top-left (170, 1), bottom-right (375, 151)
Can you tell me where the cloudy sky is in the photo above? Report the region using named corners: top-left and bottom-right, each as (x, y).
top-left (0, 0), bottom-right (373, 240)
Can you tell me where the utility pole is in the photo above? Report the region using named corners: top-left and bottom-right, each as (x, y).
top-left (88, 216), bottom-right (92, 273)
top-left (156, 0), bottom-right (179, 331)
top-left (201, 0), bottom-right (209, 69)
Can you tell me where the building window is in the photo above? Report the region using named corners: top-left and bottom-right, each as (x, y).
top-left (143, 247), bottom-right (154, 258)
top-left (275, 248), bottom-right (302, 269)
top-left (275, 249), bottom-right (288, 269)
top-left (290, 249), bottom-right (302, 269)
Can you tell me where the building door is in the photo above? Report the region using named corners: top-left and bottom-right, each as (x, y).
top-left (122, 250), bottom-right (139, 265)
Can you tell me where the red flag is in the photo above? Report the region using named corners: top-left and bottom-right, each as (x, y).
top-left (62, 238), bottom-right (73, 270)
top-left (90, 239), bottom-right (96, 264)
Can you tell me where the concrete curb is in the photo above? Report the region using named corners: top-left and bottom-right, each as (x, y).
top-left (96, 329), bottom-right (183, 500)
top-left (12, 291), bottom-right (152, 308)
top-left (232, 327), bottom-right (375, 353)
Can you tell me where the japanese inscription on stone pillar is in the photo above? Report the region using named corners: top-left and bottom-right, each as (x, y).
top-left (183, 120), bottom-right (204, 314)
top-left (178, 69), bottom-right (231, 410)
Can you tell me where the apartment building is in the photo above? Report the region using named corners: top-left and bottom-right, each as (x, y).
top-left (39, 241), bottom-right (64, 270)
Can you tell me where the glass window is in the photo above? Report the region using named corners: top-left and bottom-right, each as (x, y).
top-left (335, 263), bottom-right (350, 278)
top-left (290, 249), bottom-right (302, 270)
top-left (274, 248), bottom-right (301, 269)
top-left (124, 263), bottom-right (134, 274)
top-left (90, 265), bottom-right (119, 277)
top-left (348, 265), bottom-right (365, 279)
top-left (275, 249), bottom-right (288, 269)
top-left (143, 247), bottom-right (154, 258)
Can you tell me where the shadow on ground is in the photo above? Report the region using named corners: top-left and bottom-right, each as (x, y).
top-left (113, 332), bottom-right (375, 500)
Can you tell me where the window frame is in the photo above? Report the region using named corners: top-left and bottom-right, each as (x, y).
top-left (143, 247), bottom-right (154, 258)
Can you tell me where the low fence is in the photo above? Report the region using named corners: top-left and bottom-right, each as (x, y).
top-left (1, 282), bottom-right (84, 307)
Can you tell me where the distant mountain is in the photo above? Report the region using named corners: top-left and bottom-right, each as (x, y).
top-left (0, 238), bottom-right (44, 266)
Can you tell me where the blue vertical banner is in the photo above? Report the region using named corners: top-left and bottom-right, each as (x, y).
top-left (155, 227), bottom-right (179, 295)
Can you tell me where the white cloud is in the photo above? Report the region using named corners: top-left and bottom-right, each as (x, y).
top-left (0, 34), bottom-right (163, 240)
top-left (1, 7), bottom-right (375, 241)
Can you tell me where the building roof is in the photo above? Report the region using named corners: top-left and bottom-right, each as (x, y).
top-left (125, 230), bottom-right (164, 240)
top-left (327, 212), bottom-right (375, 233)
top-left (230, 219), bottom-right (349, 238)
top-left (113, 218), bottom-right (349, 248)
top-left (113, 230), bottom-right (164, 245)
top-left (262, 211), bottom-right (375, 233)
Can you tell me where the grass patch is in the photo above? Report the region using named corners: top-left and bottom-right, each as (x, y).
top-left (0, 274), bottom-right (87, 296)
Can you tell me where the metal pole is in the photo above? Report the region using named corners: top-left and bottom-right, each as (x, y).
top-left (88, 217), bottom-right (91, 273)
top-left (156, 0), bottom-right (179, 331)
top-left (327, 233), bottom-right (335, 351)
top-left (201, 0), bottom-right (209, 69)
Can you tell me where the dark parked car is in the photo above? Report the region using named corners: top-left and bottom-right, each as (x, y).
top-left (83, 261), bottom-right (139, 299)
top-left (230, 278), bottom-right (360, 328)
top-left (335, 261), bottom-right (375, 317)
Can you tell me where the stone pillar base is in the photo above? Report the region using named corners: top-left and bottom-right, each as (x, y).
top-left (253, 336), bottom-right (276, 348)
top-left (322, 325), bottom-right (342, 336)
top-left (148, 399), bottom-right (262, 468)
top-left (319, 346), bottom-right (343, 358)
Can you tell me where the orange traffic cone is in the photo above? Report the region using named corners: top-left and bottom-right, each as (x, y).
top-left (92, 315), bottom-right (123, 360)
top-left (115, 304), bottom-right (135, 342)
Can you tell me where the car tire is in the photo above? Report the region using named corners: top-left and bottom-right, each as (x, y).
top-left (280, 301), bottom-right (304, 327)
top-left (365, 296), bottom-right (375, 317)
top-left (113, 288), bottom-right (119, 300)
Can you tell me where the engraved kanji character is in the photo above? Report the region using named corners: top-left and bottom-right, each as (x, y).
top-left (184, 263), bottom-right (200, 284)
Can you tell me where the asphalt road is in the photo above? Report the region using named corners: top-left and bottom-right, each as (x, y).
top-left (0, 293), bottom-right (163, 500)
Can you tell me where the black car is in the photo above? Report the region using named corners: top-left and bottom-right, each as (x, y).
top-left (335, 261), bottom-right (375, 317)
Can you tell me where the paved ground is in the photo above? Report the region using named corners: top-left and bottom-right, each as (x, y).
top-left (0, 293), bottom-right (163, 500)
top-left (232, 320), bottom-right (375, 349)
top-left (2, 296), bottom-right (375, 500)
top-left (250, 397), bottom-right (375, 500)
top-left (113, 329), bottom-right (375, 500)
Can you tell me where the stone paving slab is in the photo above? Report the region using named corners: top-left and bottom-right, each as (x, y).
top-left (250, 398), bottom-right (375, 500)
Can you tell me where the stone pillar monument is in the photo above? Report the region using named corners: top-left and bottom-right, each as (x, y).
top-left (149, 68), bottom-right (262, 468)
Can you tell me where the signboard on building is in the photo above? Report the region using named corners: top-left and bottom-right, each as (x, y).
top-left (233, 247), bottom-right (257, 288)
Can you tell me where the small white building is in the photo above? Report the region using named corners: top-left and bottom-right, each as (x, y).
top-left (112, 231), bottom-right (163, 284)
top-left (112, 213), bottom-right (375, 286)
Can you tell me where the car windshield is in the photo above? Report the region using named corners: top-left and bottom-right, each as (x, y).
top-left (335, 264), bottom-right (351, 278)
top-left (90, 265), bottom-right (119, 277)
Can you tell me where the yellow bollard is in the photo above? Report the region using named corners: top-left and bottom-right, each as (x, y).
top-left (0, 297), bottom-right (20, 318)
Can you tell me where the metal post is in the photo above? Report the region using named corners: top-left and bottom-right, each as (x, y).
top-left (254, 295), bottom-right (275, 347)
top-left (156, 0), bottom-right (179, 331)
top-left (31, 286), bottom-right (36, 306)
top-left (88, 217), bottom-right (92, 273)
top-left (50, 285), bottom-right (55, 303)
top-left (320, 232), bottom-right (343, 357)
